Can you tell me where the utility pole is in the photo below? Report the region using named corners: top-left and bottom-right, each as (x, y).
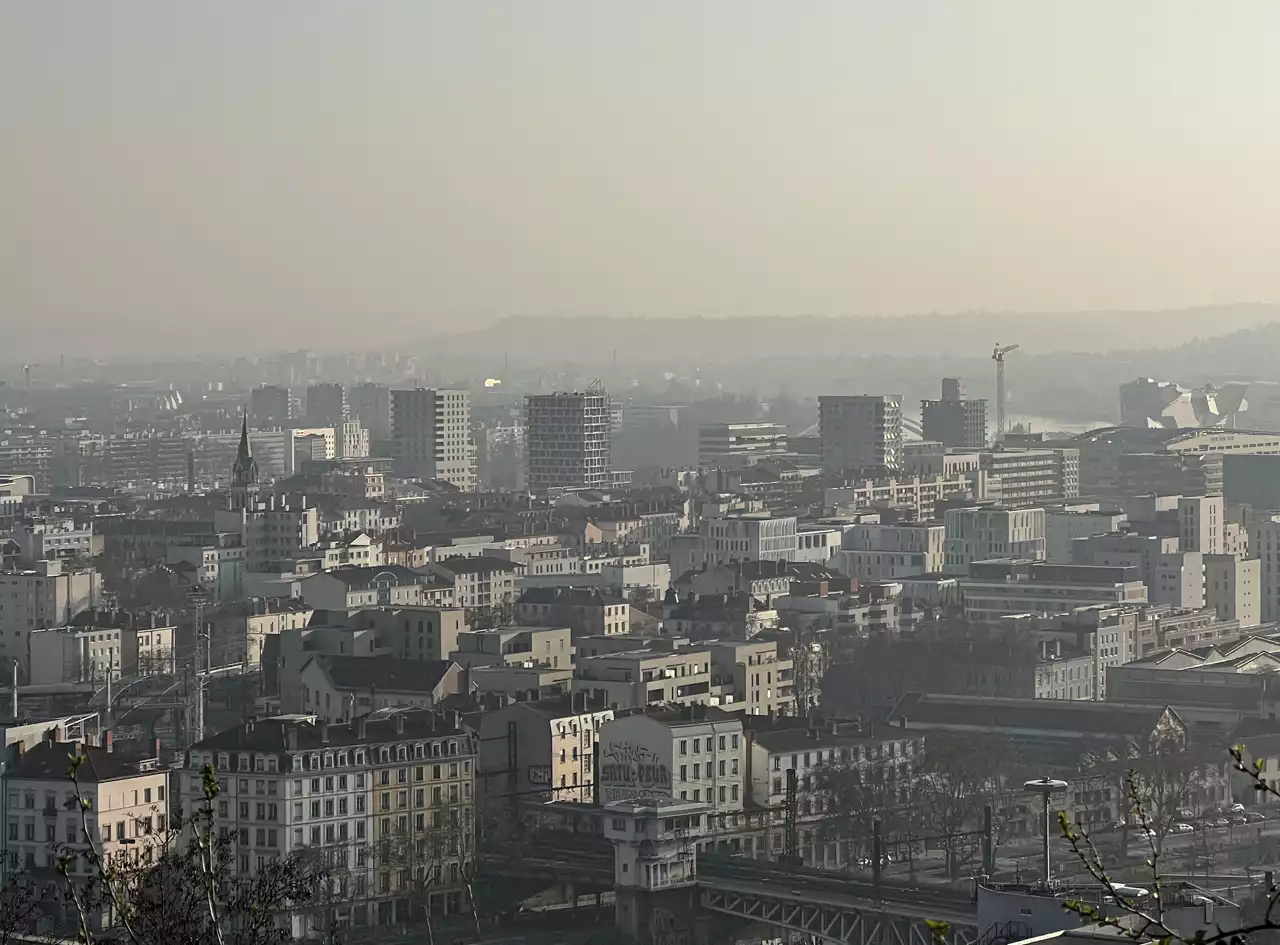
top-left (783, 767), bottom-right (799, 867)
top-left (192, 596), bottom-right (207, 745)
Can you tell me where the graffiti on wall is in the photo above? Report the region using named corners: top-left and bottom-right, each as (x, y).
top-left (527, 765), bottom-right (552, 787)
top-left (600, 740), bottom-right (671, 803)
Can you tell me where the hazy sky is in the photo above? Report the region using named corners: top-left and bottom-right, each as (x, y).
top-left (6, 2), bottom-right (1280, 357)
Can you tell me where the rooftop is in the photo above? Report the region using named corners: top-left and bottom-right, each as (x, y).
top-left (517, 586), bottom-right (626, 607)
top-left (310, 564), bottom-right (426, 588)
top-left (10, 740), bottom-right (157, 783)
top-left (191, 709), bottom-right (468, 755)
top-left (435, 556), bottom-right (521, 575)
top-left (888, 692), bottom-right (1177, 737)
top-left (310, 654), bottom-right (455, 694)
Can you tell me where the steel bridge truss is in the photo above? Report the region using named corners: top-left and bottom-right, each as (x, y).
top-left (702, 887), bottom-right (979, 945)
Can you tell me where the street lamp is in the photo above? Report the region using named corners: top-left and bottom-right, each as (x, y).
top-left (1024, 778), bottom-right (1068, 885)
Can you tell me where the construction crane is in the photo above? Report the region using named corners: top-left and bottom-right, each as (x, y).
top-left (992, 343), bottom-right (1020, 440)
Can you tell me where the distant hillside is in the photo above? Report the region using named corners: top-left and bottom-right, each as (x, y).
top-left (424, 305), bottom-right (1280, 362)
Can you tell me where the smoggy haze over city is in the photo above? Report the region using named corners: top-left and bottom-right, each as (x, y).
top-left (7, 2), bottom-right (1280, 358)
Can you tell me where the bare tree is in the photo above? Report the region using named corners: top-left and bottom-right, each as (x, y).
top-left (1058, 747), bottom-right (1273, 945)
top-left (54, 755), bottom-right (333, 945)
top-left (0, 873), bottom-right (55, 943)
top-left (915, 734), bottom-right (1011, 879)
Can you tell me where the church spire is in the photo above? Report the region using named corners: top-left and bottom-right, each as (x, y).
top-left (230, 411), bottom-right (259, 509)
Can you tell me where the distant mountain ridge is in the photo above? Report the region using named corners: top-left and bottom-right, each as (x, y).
top-left (425, 304), bottom-right (1280, 362)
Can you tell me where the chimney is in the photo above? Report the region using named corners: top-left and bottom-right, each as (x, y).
top-left (150, 737), bottom-right (161, 760)
top-left (319, 719), bottom-right (330, 744)
top-left (14, 740), bottom-right (24, 758)
top-left (830, 721), bottom-right (839, 736)
top-left (104, 730), bottom-right (113, 754)
top-left (356, 716), bottom-right (367, 739)
top-left (394, 712), bottom-right (405, 735)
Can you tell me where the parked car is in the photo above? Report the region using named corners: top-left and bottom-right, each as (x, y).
top-left (1172, 823), bottom-right (1194, 833)
top-left (1211, 818), bottom-right (1231, 828)
top-left (1244, 811), bottom-right (1267, 823)
top-left (1232, 815), bottom-right (1250, 825)
top-left (1230, 803), bottom-right (1247, 813)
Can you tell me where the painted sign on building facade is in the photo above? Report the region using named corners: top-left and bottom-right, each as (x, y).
top-left (600, 740), bottom-right (671, 802)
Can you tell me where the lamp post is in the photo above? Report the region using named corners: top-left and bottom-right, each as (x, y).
top-left (1024, 778), bottom-right (1068, 884)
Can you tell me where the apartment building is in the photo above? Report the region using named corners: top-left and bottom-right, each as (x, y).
top-left (1071, 533), bottom-right (1205, 610)
top-left (30, 620), bottom-right (175, 685)
top-left (13, 518), bottom-right (99, 565)
top-left (979, 449), bottom-right (1080, 505)
top-left (349, 383), bottom-right (391, 443)
top-left (249, 384), bottom-right (291, 426)
top-left (1248, 513), bottom-right (1280, 623)
top-left (669, 513), bottom-right (799, 577)
top-left (707, 640), bottom-right (794, 717)
top-left (427, 557), bottom-right (519, 611)
top-left (960, 561), bottom-right (1148, 622)
top-left (0, 561), bottom-right (101, 679)
top-left (514, 587), bottom-right (630, 637)
top-left (574, 647), bottom-right (713, 710)
top-left (449, 625), bottom-right (574, 671)
top-left (832, 522), bottom-right (946, 581)
top-left (524, 390), bottom-right (612, 493)
top-left (184, 709), bottom-right (477, 931)
top-left (477, 693), bottom-right (614, 805)
top-left (348, 607), bottom-right (466, 662)
top-left (819, 395), bottom-right (904, 475)
top-left (305, 383), bottom-right (347, 427)
top-left (1205, 554), bottom-right (1260, 628)
top-left (165, 535), bottom-right (246, 602)
top-left (697, 423), bottom-right (788, 469)
top-left (300, 565), bottom-right (455, 611)
top-left (744, 720), bottom-right (921, 867)
top-left (599, 705), bottom-right (745, 812)
top-left (293, 656), bottom-right (467, 721)
top-left (823, 471), bottom-right (988, 519)
top-left (390, 388), bottom-right (476, 492)
top-left (206, 597), bottom-right (316, 671)
top-left (943, 506), bottom-right (1046, 574)
top-left (1179, 495), bottom-right (1225, 555)
top-left (920, 377), bottom-right (987, 450)
top-left (6, 738), bottom-right (168, 881)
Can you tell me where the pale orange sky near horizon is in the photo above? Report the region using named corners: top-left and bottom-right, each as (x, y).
top-left (5, 1), bottom-right (1280, 356)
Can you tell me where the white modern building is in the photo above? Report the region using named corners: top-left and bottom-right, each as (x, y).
top-left (524, 390), bottom-right (612, 493)
top-left (833, 522), bottom-right (946, 581)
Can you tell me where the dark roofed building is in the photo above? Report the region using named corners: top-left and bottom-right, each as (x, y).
top-left (514, 586), bottom-right (631, 638)
top-left (294, 654), bottom-right (468, 721)
top-left (300, 564), bottom-right (455, 611)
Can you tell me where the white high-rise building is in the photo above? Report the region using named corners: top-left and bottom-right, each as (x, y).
top-left (1179, 495), bottom-right (1224, 555)
top-left (819, 395), bottom-right (904, 475)
top-left (391, 389), bottom-right (477, 492)
top-left (525, 390), bottom-right (612, 493)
